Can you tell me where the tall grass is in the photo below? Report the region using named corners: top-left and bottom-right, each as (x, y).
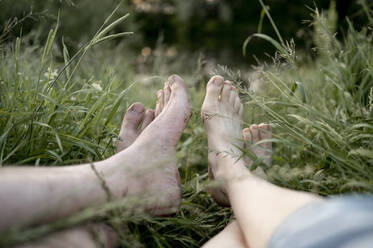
top-left (1, 2), bottom-right (373, 247)
top-left (244, 3), bottom-right (373, 195)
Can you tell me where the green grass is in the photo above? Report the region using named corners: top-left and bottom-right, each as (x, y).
top-left (1, 3), bottom-right (373, 247)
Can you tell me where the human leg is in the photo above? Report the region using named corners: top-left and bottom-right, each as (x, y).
top-left (202, 75), bottom-right (321, 248)
top-left (202, 124), bottom-right (272, 248)
top-left (15, 224), bottom-right (118, 248)
top-left (13, 102), bottom-right (155, 248)
top-left (0, 75), bottom-right (190, 231)
top-left (202, 221), bottom-right (247, 248)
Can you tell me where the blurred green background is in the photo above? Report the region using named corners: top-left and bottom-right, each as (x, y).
top-left (0, 0), bottom-right (364, 65)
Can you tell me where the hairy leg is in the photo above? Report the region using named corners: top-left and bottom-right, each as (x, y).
top-left (0, 75), bottom-right (190, 232)
top-left (202, 75), bottom-right (321, 248)
top-left (13, 103), bottom-right (155, 248)
top-left (15, 224), bottom-right (118, 248)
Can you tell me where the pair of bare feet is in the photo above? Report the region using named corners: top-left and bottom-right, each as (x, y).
top-left (16, 74), bottom-right (273, 248)
top-left (110, 74), bottom-right (272, 212)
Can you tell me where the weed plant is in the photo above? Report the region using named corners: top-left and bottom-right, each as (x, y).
top-left (1, 1), bottom-right (373, 247)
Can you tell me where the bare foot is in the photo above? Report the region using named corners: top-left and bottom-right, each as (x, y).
top-left (101, 75), bottom-right (191, 215)
top-left (243, 124), bottom-right (272, 179)
top-left (201, 75), bottom-right (244, 207)
top-left (14, 106), bottom-right (151, 248)
top-left (201, 75), bottom-right (273, 207)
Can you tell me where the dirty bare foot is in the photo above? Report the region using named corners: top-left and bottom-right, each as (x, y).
top-left (14, 104), bottom-right (154, 248)
top-left (102, 75), bottom-right (191, 215)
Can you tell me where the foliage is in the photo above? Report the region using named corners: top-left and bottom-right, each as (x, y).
top-left (0, 0), bottom-right (360, 62)
top-left (1, 1), bottom-right (373, 247)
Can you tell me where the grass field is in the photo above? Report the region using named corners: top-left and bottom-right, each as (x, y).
top-left (1, 3), bottom-right (373, 247)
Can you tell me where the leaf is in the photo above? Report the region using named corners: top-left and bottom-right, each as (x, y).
top-left (104, 89), bottom-right (128, 126)
top-left (243, 33), bottom-right (289, 61)
top-left (96, 14), bottom-right (130, 40)
top-left (41, 13), bottom-right (59, 65)
top-left (92, 32), bottom-right (133, 46)
top-left (62, 37), bottom-right (71, 79)
top-left (349, 149), bottom-right (373, 159)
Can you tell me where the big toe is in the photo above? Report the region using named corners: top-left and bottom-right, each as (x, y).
top-left (149, 75), bottom-right (190, 142)
top-left (205, 75), bottom-right (224, 102)
top-left (168, 74), bottom-right (187, 95)
top-left (166, 75), bottom-right (190, 116)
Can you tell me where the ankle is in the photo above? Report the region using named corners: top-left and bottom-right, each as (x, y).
top-left (214, 155), bottom-right (248, 180)
top-left (92, 154), bottom-right (132, 200)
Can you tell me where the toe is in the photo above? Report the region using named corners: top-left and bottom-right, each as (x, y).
top-left (229, 88), bottom-right (241, 112)
top-left (168, 74), bottom-right (189, 101)
top-left (164, 82), bottom-right (171, 105)
top-left (167, 74), bottom-right (190, 108)
top-left (206, 75), bottom-right (224, 101)
top-left (258, 123), bottom-right (271, 138)
top-left (242, 128), bottom-right (252, 143)
top-left (141, 109), bottom-right (155, 131)
top-left (250, 124), bottom-right (260, 143)
top-left (168, 74), bottom-right (186, 91)
top-left (155, 90), bottom-right (164, 116)
top-left (229, 87), bottom-right (237, 105)
top-left (258, 123), bottom-right (272, 167)
top-left (122, 102), bottom-right (145, 129)
top-left (238, 102), bottom-right (243, 117)
top-left (117, 103), bottom-right (145, 152)
top-left (242, 128), bottom-right (254, 168)
top-left (158, 89), bottom-right (164, 110)
top-left (234, 94), bottom-right (241, 113)
top-left (258, 123), bottom-right (272, 147)
top-left (221, 81), bottom-right (232, 102)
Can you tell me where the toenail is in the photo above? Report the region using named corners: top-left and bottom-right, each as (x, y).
top-left (131, 104), bottom-right (144, 113)
top-left (213, 76), bottom-right (224, 85)
top-left (168, 74), bottom-right (178, 84)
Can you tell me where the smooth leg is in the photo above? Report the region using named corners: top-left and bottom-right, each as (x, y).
top-left (202, 123), bottom-right (273, 248)
top-left (224, 161), bottom-right (320, 248)
top-left (202, 221), bottom-right (248, 248)
top-left (201, 75), bottom-right (321, 248)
